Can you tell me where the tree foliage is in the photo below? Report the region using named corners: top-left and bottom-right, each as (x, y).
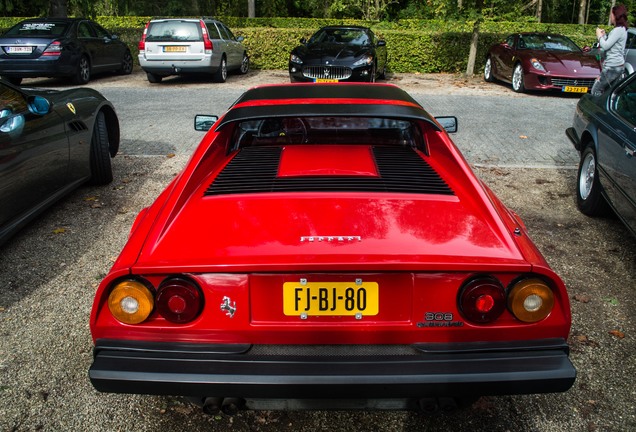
top-left (1, 0), bottom-right (636, 25)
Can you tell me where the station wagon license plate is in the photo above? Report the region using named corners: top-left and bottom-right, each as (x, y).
top-left (315, 78), bottom-right (340, 83)
top-left (283, 281), bottom-right (379, 316)
top-left (6, 46), bottom-right (32, 54)
top-left (164, 46), bottom-right (186, 52)
top-left (562, 86), bottom-right (588, 93)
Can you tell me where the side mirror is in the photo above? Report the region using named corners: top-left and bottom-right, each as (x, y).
top-left (27, 95), bottom-right (50, 115)
top-left (236, 36), bottom-right (244, 42)
top-left (377, 40), bottom-right (386, 47)
top-left (194, 114), bottom-right (218, 131)
top-left (583, 46), bottom-right (591, 52)
top-left (300, 38), bottom-right (307, 44)
top-left (435, 116), bottom-right (458, 133)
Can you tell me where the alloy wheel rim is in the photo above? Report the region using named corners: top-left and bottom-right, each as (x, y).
top-left (579, 153), bottom-right (595, 200)
top-left (513, 66), bottom-right (522, 90)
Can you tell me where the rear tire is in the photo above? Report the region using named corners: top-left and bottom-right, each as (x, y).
top-left (577, 145), bottom-right (610, 216)
top-left (484, 56), bottom-right (494, 82)
top-left (146, 72), bottom-right (162, 83)
top-left (119, 50), bottom-right (133, 75)
top-left (239, 53), bottom-right (249, 74)
top-left (213, 57), bottom-right (227, 83)
top-left (74, 56), bottom-right (90, 84)
top-left (89, 111), bottom-right (113, 185)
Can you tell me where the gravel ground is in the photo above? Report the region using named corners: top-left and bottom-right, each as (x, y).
top-left (0, 70), bottom-right (634, 431)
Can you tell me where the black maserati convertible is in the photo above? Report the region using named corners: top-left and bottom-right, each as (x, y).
top-left (288, 26), bottom-right (387, 83)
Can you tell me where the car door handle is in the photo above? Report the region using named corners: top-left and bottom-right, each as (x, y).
top-left (625, 145), bottom-right (635, 158)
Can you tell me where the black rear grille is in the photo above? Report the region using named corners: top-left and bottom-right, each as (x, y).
top-left (205, 146), bottom-right (454, 196)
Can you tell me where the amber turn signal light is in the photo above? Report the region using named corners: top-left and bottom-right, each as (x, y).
top-left (507, 278), bottom-right (554, 323)
top-left (108, 280), bottom-right (154, 324)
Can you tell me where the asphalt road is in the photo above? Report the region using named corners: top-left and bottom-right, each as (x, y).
top-left (0, 71), bottom-right (634, 432)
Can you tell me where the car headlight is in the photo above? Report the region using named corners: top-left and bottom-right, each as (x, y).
top-left (353, 55), bottom-right (373, 67)
top-left (531, 58), bottom-right (546, 72)
top-left (290, 53), bottom-right (303, 64)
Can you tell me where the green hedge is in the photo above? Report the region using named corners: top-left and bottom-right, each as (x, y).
top-left (0, 16), bottom-right (601, 74)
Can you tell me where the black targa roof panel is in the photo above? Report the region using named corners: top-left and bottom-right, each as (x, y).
top-left (215, 83), bottom-right (441, 131)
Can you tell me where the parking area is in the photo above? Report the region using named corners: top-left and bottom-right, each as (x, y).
top-left (0, 71), bottom-right (634, 431)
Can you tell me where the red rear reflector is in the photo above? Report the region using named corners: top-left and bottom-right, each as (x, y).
top-left (459, 276), bottom-right (506, 324)
top-left (156, 277), bottom-right (203, 323)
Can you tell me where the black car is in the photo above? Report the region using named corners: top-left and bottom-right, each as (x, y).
top-left (566, 73), bottom-right (636, 236)
top-left (0, 79), bottom-right (119, 245)
top-left (0, 18), bottom-right (133, 85)
top-left (289, 26), bottom-right (387, 83)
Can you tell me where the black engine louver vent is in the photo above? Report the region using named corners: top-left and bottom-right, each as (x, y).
top-left (67, 120), bottom-right (88, 133)
top-left (205, 146), bottom-right (454, 196)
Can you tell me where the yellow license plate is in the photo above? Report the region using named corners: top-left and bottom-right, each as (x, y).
top-left (164, 46), bottom-right (186, 52)
top-left (283, 281), bottom-right (379, 316)
top-left (563, 86), bottom-right (588, 93)
top-left (315, 78), bottom-right (340, 83)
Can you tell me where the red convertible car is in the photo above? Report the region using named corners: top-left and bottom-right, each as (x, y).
top-left (484, 32), bottom-right (601, 93)
top-left (89, 83), bottom-right (575, 413)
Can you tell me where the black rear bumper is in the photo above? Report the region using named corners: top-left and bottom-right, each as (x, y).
top-left (89, 339), bottom-right (576, 399)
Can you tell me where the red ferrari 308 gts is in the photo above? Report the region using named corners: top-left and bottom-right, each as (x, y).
top-left (89, 83), bottom-right (575, 413)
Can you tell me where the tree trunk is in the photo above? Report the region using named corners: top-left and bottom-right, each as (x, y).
top-left (578, 0), bottom-right (587, 24)
top-left (248, 0), bottom-right (255, 17)
top-left (48, 0), bottom-right (68, 18)
top-left (536, 0), bottom-right (542, 23)
top-left (465, 20), bottom-right (480, 76)
top-left (608, 0), bottom-right (616, 25)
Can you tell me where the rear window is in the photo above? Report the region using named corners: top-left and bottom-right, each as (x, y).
top-left (230, 117), bottom-right (423, 151)
top-left (145, 21), bottom-right (202, 42)
top-left (5, 22), bottom-right (68, 37)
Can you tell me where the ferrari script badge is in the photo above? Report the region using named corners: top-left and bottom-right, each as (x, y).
top-left (301, 236), bottom-right (362, 243)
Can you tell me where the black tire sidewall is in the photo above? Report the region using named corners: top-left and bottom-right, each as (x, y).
top-left (89, 111), bottom-right (113, 185)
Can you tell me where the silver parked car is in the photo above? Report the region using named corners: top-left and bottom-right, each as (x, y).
top-left (138, 17), bottom-right (249, 83)
top-left (625, 28), bottom-right (636, 75)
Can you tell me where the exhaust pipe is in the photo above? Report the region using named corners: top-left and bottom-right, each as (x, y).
top-left (202, 397), bottom-right (223, 415)
top-left (221, 397), bottom-right (245, 415)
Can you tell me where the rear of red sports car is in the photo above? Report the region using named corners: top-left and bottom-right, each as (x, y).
top-left (89, 83), bottom-right (575, 412)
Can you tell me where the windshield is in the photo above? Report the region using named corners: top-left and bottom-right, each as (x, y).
top-left (230, 116), bottom-right (422, 151)
top-left (309, 28), bottom-right (371, 46)
top-left (519, 34), bottom-right (581, 52)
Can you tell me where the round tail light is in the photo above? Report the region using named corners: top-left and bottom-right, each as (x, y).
top-left (459, 276), bottom-right (506, 324)
top-left (108, 280), bottom-right (154, 324)
top-left (508, 278), bottom-right (554, 323)
top-left (156, 277), bottom-right (203, 323)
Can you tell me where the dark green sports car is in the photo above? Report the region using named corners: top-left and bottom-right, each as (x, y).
top-left (0, 79), bottom-right (119, 246)
top-left (566, 72), bottom-right (636, 236)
